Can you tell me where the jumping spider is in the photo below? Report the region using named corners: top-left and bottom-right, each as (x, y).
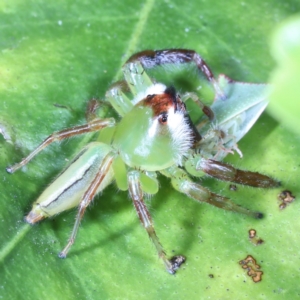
top-left (6, 49), bottom-right (279, 274)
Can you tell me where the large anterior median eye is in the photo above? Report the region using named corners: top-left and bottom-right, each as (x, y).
top-left (159, 112), bottom-right (168, 124)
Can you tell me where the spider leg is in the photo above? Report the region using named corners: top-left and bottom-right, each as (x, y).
top-left (122, 61), bottom-right (154, 97)
top-left (197, 158), bottom-right (280, 188)
top-left (125, 49), bottom-right (224, 99)
top-left (181, 92), bottom-right (214, 121)
top-left (6, 117), bottom-right (115, 173)
top-left (85, 98), bottom-right (113, 122)
top-left (59, 152), bottom-right (114, 258)
top-left (106, 61), bottom-right (157, 117)
top-left (195, 128), bottom-right (243, 161)
top-left (105, 80), bottom-right (134, 116)
top-left (162, 166), bottom-right (263, 219)
top-left (127, 170), bottom-right (185, 274)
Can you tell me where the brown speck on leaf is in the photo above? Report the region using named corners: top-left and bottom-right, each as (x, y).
top-left (248, 229), bottom-right (264, 246)
top-left (256, 239), bottom-right (264, 245)
top-left (278, 190), bottom-right (295, 209)
top-left (279, 203), bottom-right (286, 209)
top-left (239, 255), bottom-right (263, 283)
top-left (229, 184), bottom-right (237, 191)
top-left (249, 229), bottom-right (256, 239)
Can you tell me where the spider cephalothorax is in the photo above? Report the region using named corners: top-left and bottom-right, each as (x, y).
top-left (7, 49), bottom-right (279, 274)
top-left (113, 85), bottom-right (195, 170)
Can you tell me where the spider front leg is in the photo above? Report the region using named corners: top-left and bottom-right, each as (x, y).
top-left (125, 49), bottom-right (224, 99)
top-left (127, 170), bottom-right (185, 274)
top-left (85, 98), bottom-right (114, 122)
top-left (59, 151), bottom-right (114, 258)
top-left (6, 117), bottom-right (115, 173)
top-left (105, 80), bottom-right (134, 116)
top-left (196, 157), bottom-right (280, 188)
top-left (181, 92), bottom-right (214, 121)
top-left (161, 166), bottom-right (263, 219)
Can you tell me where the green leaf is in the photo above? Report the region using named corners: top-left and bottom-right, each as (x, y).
top-left (1, 1), bottom-right (300, 299)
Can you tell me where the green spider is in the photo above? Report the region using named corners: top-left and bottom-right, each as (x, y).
top-left (6, 49), bottom-right (279, 274)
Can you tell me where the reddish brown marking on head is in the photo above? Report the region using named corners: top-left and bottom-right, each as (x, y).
top-left (144, 93), bottom-right (175, 117)
top-left (142, 88), bottom-right (186, 124)
top-left (140, 87), bottom-right (201, 143)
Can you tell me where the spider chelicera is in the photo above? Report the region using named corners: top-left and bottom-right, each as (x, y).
top-left (6, 49), bottom-right (279, 274)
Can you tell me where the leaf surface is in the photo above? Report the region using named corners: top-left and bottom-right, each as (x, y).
top-left (1, 1), bottom-right (300, 299)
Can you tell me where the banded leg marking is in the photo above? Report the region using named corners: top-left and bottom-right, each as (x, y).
top-left (6, 118), bottom-right (115, 173)
top-left (128, 171), bottom-right (185, 274)
top-left (59, 152), bottom-right (114, 258)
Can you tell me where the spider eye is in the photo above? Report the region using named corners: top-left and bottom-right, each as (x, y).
top-left (159, 112), bottom-right (168, 124)
top-left (146, 94), bottom-right (155, 100)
